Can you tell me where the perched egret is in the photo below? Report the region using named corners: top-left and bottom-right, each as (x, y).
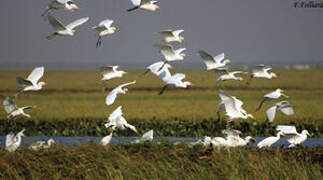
top-left (46, 15), bottom-right (89, 40)
top-left (100, 132), bottom-right (113, 146)
top-left (104, 106), bottom-right (138, 133)
top-left (3, 97), bottom-right (34, 119)
top-left (222, 129), bottom-right (255, 147)
top-left (5, 129), bottom-right (25, 152)
top-left (257, 131), bottom-right (285, 148)
top-left (127, 0), bottom-right (159, 12)
top-left (157, 67), bottom-right (192, 95)
top-left (42, 0), bottom-right (80, 16)
top-left (256, 89), bottom-right (289, 111)
top-left (217, 71), bottom-right (248, 82)
top-left (154, 44), bottom-right (186, 70)
top-left (266, 101), bottom-right (294, 122)
top-left (247, 65), bottom-right (277, 85)
top-left (218, 90), bottom-right (255, 125)
top-left (159, 29), bottom-right (184, 43)
top-left (92, 19), bottom-right (117, 47)
top-left (16, 66), bottom-right (46, 93)
top-left (198, 50), bottom-right (231, 71)
top-left (105, 81), bottom-right (136, 105)
top-left (133, 129), bottom-right (154, 143)
top-left (143, 61), bottom-right (173, 75)
top-left (211, 137), bottom-right (229, 147)
top-left (29, 138), bottom-right (56, 151)
top-left (276, 125), bottom-right (310, 148)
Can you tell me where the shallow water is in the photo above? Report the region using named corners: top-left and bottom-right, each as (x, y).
top-left (0, 136), bottom-right (322, 148)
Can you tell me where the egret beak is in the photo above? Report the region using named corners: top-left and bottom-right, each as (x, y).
top-left (306, 132), bottom-right (311, 137)
top-left (281, 133), bottom-right (286, 137)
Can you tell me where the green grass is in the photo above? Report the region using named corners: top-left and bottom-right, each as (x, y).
top-left (0, 142), bottom-right (322, 179)
top-left (0, 68), bottom-right (322, 136)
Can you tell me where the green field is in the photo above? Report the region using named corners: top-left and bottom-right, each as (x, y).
top-left (0, 68), bottom-right (322, 136)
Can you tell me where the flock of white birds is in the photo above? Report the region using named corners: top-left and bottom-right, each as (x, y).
top-left (2, 0), bottom-right (311, 152)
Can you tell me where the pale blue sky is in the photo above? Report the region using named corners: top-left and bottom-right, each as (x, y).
top-left (0, 0), bottom-right (322, 68)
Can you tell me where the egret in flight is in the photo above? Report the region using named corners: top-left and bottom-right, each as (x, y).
top-left (105, 81), bottom-right (136, 105)
top-left (159, 29), bottom-right (184, 43)
top-left (143, 61), bottom-right (173, 75)
top-left (3, 97), bottom-right (34, 119)
top-left (257, 131), bottom-right (285, 148)
top-left (266, 101), bottom-right (294, 122)
top-left (46, 15), bottom-right (89, 40)
top-left (5, 129), bottom-right (25, 152)
top-left (105, 106), bottom-right (138, 133)
top-left (16, 66), bottom-right (46, 94)
top-left (216, 71), bottom-right (248, 82)
top-left (256, 89), bottom-right (289, 111)
top-left (29, 138), bottom-right (57, 151)
top-left (92, 19), bottom-right (117, 47)
top-left (42, 0), bottom-right (80, 16)
top-left (198, 50), bottom-right (231, 71)
top-left (127, 0), bottom-right (159, 12)
top-left (99, 66), bottom-right (127, 91)
top-left (154, 44), bottom-right (186, 70)
top-left (247, 64), bottom-right (277, 85)
top-left (276, 125), bottom-right (310, 148)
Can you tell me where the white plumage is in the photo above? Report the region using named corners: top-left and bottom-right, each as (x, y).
top-left (128, 0), bottom-right (159, 12)
top-left (216, 71), bottom-right (247, 82)
top-left (154, 44), bottom-right (186, 62)
top-left (105, 81), bottom-right (136, 106)
top-left (99, 66), bottom-right (127, 81)
top-left (247, 64), bottom-right (277, 84)
top-left (143, 61), bottom-right (173, 75)
top-left (134, 129), bottom-right (154, 143)
top-left (3, 97), bottom-right (33, 119)
top-left (16, 66), bottom-right (46, 92)
top-left (198, 50), bottom-right (231, 71)
top-left (92, 19), bottom-right (117, 47)
top-left (100, 132), bottom-right (113, 146)
top-left (29, 138), bottom-right (56, 151)
top-left (276, 125), bottom-right (310, 148)
top-left (256, 89), bottom-right (289, 111)
top-left (257, 131), bottom-right (284, 148)
top-left (42, 0), bottom-right (80, 16)
top-left (159, 29), bottom-right (185, 43)
top-left (104, 106), bottom-right (138, 133)
top-left (266, 101), bottom-right (294, 122)
top-left (5, 129), bottom-right (25, 152)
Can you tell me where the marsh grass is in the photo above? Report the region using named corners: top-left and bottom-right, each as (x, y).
top-left (0, 142), bottom-right (322, 179)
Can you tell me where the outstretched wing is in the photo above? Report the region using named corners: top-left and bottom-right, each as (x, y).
top-left (48, 15), bottom-right (66, 31)
top-left (66, 17), bottom-right (89, 30)
top-left (26, 67), bottom-right (44, 86)
top-left (198, 50), bottom-right (214, 62)
top-left (172, 29), bottom-right (184, 37)
top-left (213, 53), bottom-right (225, 64)
top-left (105, 90), bottom-right (118, 106)
top-left (159, 29), bottom-right (173, 37)
top-left (130, 0), bottom-right (141, 6)
top-left (3, 97), bottom-right (17, 114)
top-left (218, 90), bottom-right (237, 115)
top-left (141, 129), bottom-right (153, 141)
top-left (56, 0), bottom-right (72, 4)
top-left (5, 133), bottom-right (16, 147)
top-left (99, 66), bottom-right (115, 75)
top-left (118, 80), bottom-right (136, 89)
top-left (108, 106), bottom-right (123, 122)
top-left (154, 44), bottom-right (175, 57)
top-left (100, 19), bottom-right (114, 28)
top-left (266, 104), bottom-right (277, 122)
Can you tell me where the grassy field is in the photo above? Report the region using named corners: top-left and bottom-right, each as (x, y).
top-left (0, 142), bottom-right (322, 179)
top-left (0, 68), bottom-right (322, 136)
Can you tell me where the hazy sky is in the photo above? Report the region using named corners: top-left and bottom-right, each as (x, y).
top-left (0, 0), bottom-right (322, 68)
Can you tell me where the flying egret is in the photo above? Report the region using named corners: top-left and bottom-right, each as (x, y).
top-left (157, 67), bottom-right (192, 95)
top-left (256, 89), bottom-right (289, 111)
top-left (198, 50), bottom-right (231, 71)
top-left (218, 90), bottom-right (255, 126)
top-left (5, 129), bottom-right (25, 152)
top-left (266, 101), bottom-right (294, 122)
top-left (105, 81), bottom-right (136, 106)
top-left (143, 61), bottom-right (173, 75)
top-left (104, 106), bottom-right (138, 133)
top-left (133, 129), bottom-right (154, 143)
top-left (159, 29), bottom-right (184, 43)
top-left (276, 125), bottom-right (310, 148)
top-left (92, 19), bottom-right (117, 47)
top-left (42, 0), bottom-right (80, 16)
top-left (127, 0), bottom-right (159, 12)
top-left (29, 138), bottom-right (56, 151)
top-left (100, 132), bottom-right (113, 146)
top-left (216, 71), bottom-right (248, 82)
top-left (3, 97), bottom-right (34, 119)
top-left (257, 131), bottom-right (285, 148)
top-left (16, 66), bottom-right (46, 94)
top-left (154, 44), bottom-right (186, 70)
top-left (46, 15), bottom-right (89, 40)
top-left (247, 65), bottom-right (277, 85)
top-left (99, 66), bottom-right (127, 81)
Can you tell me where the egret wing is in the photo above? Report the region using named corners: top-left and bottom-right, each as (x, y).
top-left (108, 106), bottom-right (123, 122)
top-left (66, 17), bottom-right (89, 30)
top-left (5, 133), bottom-right (16, 147)
top-left (280, 106), bottom-right (294, 116)
top-left (118, 80), bottom-right (136, 89)
top-left (48, 15), bottom-right (66, 31)
top-left (3, 97), bottom-right (17, 114)
top-left (159, 29), bottom-right (173, 36)
top-left (141, 130), bottom-right (153, 141)
top-left (276, 125), bottom-right (298, 134)
top-left (213, 53), bottom-right (225, 64)
top-left (56, 0), bottom-right (72, 4)
top-left (172, 29), bottom-right (184, 37)
top-left (198, 50), bottom-right (214, 62)
top-left (26, 67), bottom-right (44, 86)
top-left (154, 44), bottom-right (175, 57)
top-left (218, 90), bottom-right (238, 115)
top-left (105, 90), bottom-right (118, 106)
top-left (172, 73), bottom-right (186, 81)
top-left (130, 0), bottom-right (141, 6)
top-left (157, 68), bottom-right (172, 82)
top-left (100, 19), bottom-right (114, 28)
top-left (99, 66), bottom-right (115, 75)
top-left (266, 104), bottom-right (277, 122)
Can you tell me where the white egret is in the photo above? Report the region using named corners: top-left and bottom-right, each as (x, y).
top-left (247, 65), bottom-right (277, 84)
top-left (157, 67), bottom-right (192, 95)
top-left (256, 131), bottom-right (285, 148)
top-left (266, 101), bottom-right (294, 122)
top-left (218, 90), bottom-right (255, 125)
top-left (127, 0), bottom-right (159, 12)
top-left (29, 138), bottom-right (56, 151)
top-left (16, 66), bottom-right (46, 93)
top-left (42, 0), bottom-right (80, 16)
top-left (198, 50), bottom-right (231, 71)
top-left (3, 97), bottom-right (34, 119)
top-left (100, 132), bottom-right (113, 146)
top-left (256, 89), bottom-right (289, 111)
top-left (159, 29), bottom-right (184, 43)
top-left (99, 66), bottom-right (127, 81)
top-left (92, 19), bottom-right (117, 47)
top-left (222, 129), bottom-right (255, 147)
top-left (105, 81), bottom-right (136, 106)
top-left (276, 125), bottom-right (310, 148)
top-left (5, 129), bottom-right (25, 152)
top-left (133, 129), bottom-right (154, 143)
top-left (46, 15), bottom-right (89, 40)
top-left (143, 61), bottom-right (173, 75)
top-left (191, 136), bottom-right (213, 147)
top-left (216, 71), bottom-right (248, 82)
top-left (154, 44), bottom-right (186, 70)
top-left (104, 106), bottom-right (138, 133)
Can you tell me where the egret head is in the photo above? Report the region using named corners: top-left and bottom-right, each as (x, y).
top-left (67, 2), bottom-right (80, 10)
top-left (122, 88), bottom-right (128, 93)
top-left (271, 72), bottom-right (277, 78)
top-left (184, 81), bottom-right (193, 87)
top-left (180, 36), bottom-right (185, 41)
top-left (237, 77), bottom-right (243, 81)
top-left (121, 70), bottom-right (127, 75)
top-left (48, 138), bottom-right (56, 146)
top-left (278, 131), bottom-right (286, 137)
top-left (302, 130), bottom-right (311, 137)
top-left (18, 129), bottom-right (25, 137)
top-left (38, 82), bottom-right (47, 87)
top-left (224, 59), bottom-right (231, 64)
top-left (111, 26), bottom-right (117, 33)
top-left (245, 136), bottom-right (256, 144)
top-left (276, 89), bottom-right (284, 93)
top-left (181, 53), bottom-right (187, 58)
